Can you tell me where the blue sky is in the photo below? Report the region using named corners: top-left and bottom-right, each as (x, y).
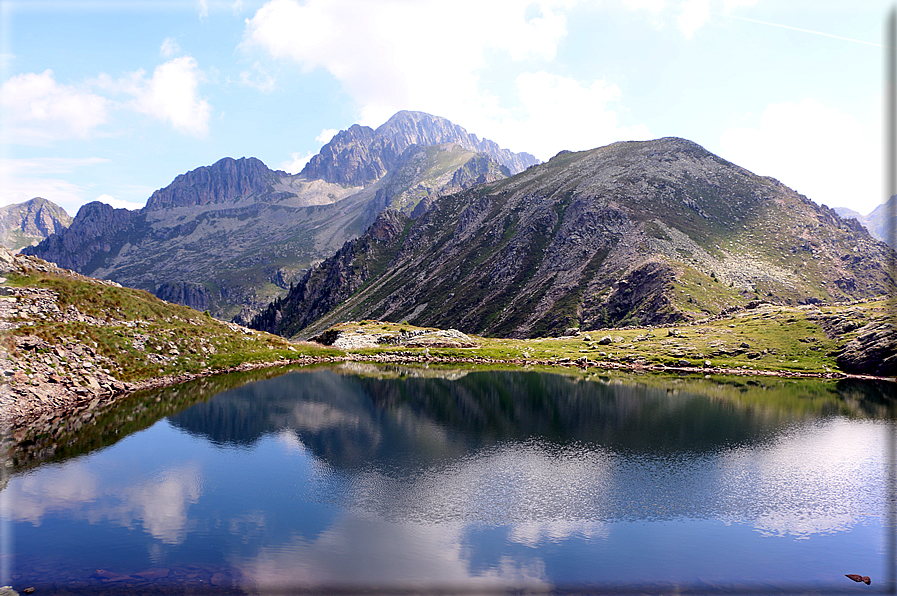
top-left (0, 0), bottom-right (891, 217)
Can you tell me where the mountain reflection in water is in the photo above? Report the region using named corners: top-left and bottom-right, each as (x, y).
top-left (3, 366), bottom-right (894, 593)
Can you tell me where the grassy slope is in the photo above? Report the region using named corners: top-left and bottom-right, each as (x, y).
top-left (4, 254), bottom-right (890, 392)
top-left (4, 268), bottom-right (341, 383)
top-left (322, 297), bottom-right (891, 377)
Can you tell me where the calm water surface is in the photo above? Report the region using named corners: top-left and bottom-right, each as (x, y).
top-left (3, 365), bottom-right (895, 594)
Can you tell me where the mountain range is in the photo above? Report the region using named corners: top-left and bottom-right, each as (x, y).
top-left (249, 137), bottom-right (895, 339)
top-left (0, 198), bottom-right (72, 251)
top-left (20, 111), bottom-right (894, 340)
top-left (835, 197), bottom-right (894, 245)
top-left (23, 111), bottom-right (536, 321)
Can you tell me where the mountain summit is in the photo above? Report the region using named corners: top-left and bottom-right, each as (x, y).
top-left (301, 110), bottom-right (538, 186)
top-left (24, 112), bottom-right (527, 320)
top-left (0, 198), bottom-right (72, 251)
top-left (251, 137), bottom-right (895, 339)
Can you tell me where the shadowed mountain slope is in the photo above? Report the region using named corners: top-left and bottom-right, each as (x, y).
top-left (251, 137), bottom-right (896, 340)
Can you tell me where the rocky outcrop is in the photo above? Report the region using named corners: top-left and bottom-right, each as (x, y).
top-left (835, 196), bottom-right (895, 247)
top-left (0, 197), bottom-right (72, 251)
top-left (145, 157), bottom-right (289, 210)
top-left (252, 137), bottom-right (897, 340)
top-left (835, 319), bottom-right (897, 376)
top-left (313, 327), bottom-right (479, 350)
top-left (301, 125), bottom-right (401, 187)
top-left (154, 281), bottom-right (214, 312)
top-left (302, 111), bottom-right (538, 187)
top-left (21, 202), bottom-right (141, 272)
top-left (376, 111), bottom-right (539, 174)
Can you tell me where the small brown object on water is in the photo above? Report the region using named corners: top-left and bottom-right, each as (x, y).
top-left (845, 574), bottom-right (871, 585)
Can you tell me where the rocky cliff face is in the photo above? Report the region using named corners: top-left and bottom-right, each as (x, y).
top-left (301, 125), bottom-right (401, 187)
top-left (145, 157), bottom-right (290, 210)
top-left (0, 198), bottom-right (73, 251)
top-left (154, 281), bottom-right (213, 312)
top-left (252, 137), bottom-right (897, 340)
top-left (302, 111), bottom-right (538, 187)
top-left (376, 110), bottom-right (539, 174)
top-left (22, 202), bottom-right (142, 272)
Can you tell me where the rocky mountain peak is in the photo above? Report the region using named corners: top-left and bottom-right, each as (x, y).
top-left (301, 111), bottom-right (539, 187)
top-left (22, 201), bottom-right (140, 271)
top-left (300, 125), bottom-right (400, 187)
top-left (145, 156), bottom-right (289, 210)
top-left (377, 110), bottom-right (540, 175)
top-left (0, 197), bottom-right (73, 250)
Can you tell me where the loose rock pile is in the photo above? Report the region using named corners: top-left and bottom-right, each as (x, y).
top-left (0, 252), bottom-right (139, 425)
top-left (328, 327), bottom-right (479, 350)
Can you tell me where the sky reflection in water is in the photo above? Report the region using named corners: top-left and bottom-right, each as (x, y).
top-left (3, 366), bottom-right (893, 593)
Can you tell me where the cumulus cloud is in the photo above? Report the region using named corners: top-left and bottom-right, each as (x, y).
top-left (241, 0), bottom-right (570, 122)
top-left (0, 69), bottom-right (109, 144)
top-left (242, 0), bottom-right (647, 159)
top-left (719, 98), bottom-right (880, 214)
top-left (677, 0), bottom-right (710, 38)
top-left (122, 56), bottom-right (211, 137)
top-left (280, 151), bottom-right (315, 174)
top-left (96, 193), bottom-right (145, 210)
top-left (624, 0), bottom-right (755, 36)
top-left (479, 72), bottom-right (652, 159)
top-left (315, 128), bottom-right (338, 143)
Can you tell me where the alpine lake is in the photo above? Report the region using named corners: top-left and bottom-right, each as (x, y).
top-left (3, 364), bottom-right (895, 595)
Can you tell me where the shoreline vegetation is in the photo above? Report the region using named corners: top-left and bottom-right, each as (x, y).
top-left (2, 250), bottom-right (894, 433)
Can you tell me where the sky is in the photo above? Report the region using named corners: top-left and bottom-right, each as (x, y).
top-left (0, 0), bottom-right (892, 218)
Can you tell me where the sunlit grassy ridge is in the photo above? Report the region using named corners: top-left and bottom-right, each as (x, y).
top-left (4, 269), bottom-right (341, 383)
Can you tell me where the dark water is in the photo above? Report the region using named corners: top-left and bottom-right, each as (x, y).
top-left (3, 365), bottom-right (895, 594)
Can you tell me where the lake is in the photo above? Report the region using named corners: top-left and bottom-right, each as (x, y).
top-left (2, 364), bottom-right (895, 594)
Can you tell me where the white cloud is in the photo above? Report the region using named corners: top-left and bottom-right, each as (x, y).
top-left (624, 0), bottom-right (755, 36)
top-left (315, 128), bottom-right (338, 143)
top-left (623, 0), bottom-right (665, 13)
top-left (280, 151), bottom-right (315, 174)
top-left (124, 56), bottom-right (211, 137)
top-left (242, 0), bottom-right (647, 160)
top-left (0, 69), bottom-right (109, 144)
top-left (160, 37), bottom-right (181, 58)
top-left (199, 0), bottom-right (209, 20)
top-left (677, 0), bottom-right (710, 38)
top-left (479, 72), bottom-right (652, 159)
top-left (238, 64), bottom-right (276, 92)
top-left (0, 156), bottom-right (109, 213)
top-left (719, 98), bottom-right (880, 214)
top-left (96, 193), bottom-right (145, 210)
top-left (241, 0), bottom-right (575, 125)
